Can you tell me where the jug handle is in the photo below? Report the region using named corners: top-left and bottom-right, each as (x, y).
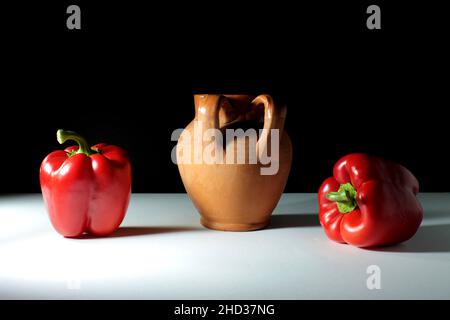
top-left (195, 94), bottom-right (286, 153)
top-left (251, 94), bottom-right (287, 155)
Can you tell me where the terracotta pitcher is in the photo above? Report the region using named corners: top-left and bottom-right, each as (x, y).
top-left (177, 94), bottom-right (292, 231)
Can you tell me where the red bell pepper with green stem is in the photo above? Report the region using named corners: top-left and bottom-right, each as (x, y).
top-left (40, 130), bottom-right (132, 237)
top-left (318, 153), bottom-right (423, 248)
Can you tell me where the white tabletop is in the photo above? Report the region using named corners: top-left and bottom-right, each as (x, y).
top-left (0, 193), bottom-right (449, 299)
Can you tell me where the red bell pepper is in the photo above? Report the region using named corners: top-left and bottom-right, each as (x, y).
top-left (40, 130), bottom-right (132, 237)
top-left (318, 153), bottom-right (423, 248)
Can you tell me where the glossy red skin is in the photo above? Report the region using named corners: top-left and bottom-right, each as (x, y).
top-left (40, 144), bottom-right (132, 237)
top-left (318, 153), bottom-right (423, 248)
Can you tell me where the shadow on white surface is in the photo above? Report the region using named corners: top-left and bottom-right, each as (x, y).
top-left (268, 213), bottom-right (320, 229)
top-left (73, 226), bottom-right (202, 239)
top-left (366, 224), bottom-right (450, 253)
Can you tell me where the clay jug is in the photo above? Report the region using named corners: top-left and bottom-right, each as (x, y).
top-left (177, 94), bottom-right (292, 231)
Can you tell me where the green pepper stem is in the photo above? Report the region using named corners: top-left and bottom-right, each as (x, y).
top-left (326, 191), bottom-right (350, 202)
top-left (326, 182), bottom-right (358, 214)
top-left (57, 129), bottom-right (94, 156)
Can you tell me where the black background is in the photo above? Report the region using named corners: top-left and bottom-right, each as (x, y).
top-left (1, 1), bottom-right (449, 193)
